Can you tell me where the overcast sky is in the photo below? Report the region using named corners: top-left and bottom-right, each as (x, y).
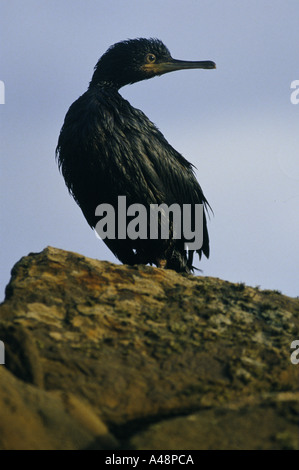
top-left (1, 0), bottom-right (298, 299)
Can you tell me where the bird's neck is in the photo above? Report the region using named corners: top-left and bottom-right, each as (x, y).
top-left (88, 79), bottom-right (122, 91)
top-left (88, 66), bottom-right (124, 90)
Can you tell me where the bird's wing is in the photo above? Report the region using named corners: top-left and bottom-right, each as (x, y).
top-left (120, 104), bottom-right (210, 259)
top-left (56, 90), bottom-right (210, 262)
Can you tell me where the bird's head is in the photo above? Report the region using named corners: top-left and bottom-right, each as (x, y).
top-left (89, 38), bottom-right (216, 89)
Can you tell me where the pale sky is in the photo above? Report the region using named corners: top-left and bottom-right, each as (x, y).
top-left (1, 0), bottom-right (298, 299)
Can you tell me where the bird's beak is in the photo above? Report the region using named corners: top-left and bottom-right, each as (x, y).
top-left (142, 58), bottom-right (216, 75)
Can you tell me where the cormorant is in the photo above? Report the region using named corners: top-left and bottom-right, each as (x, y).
top-left (56, 38), bottom-right (216, 273)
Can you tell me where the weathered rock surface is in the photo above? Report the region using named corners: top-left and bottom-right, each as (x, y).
top-left (0, 368), bottom-right (117, 450)
top-left (0, 246), bottom-right (298, 449)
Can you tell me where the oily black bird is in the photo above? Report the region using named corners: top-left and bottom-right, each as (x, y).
top-left (56, 38), bottom-right (216, 273)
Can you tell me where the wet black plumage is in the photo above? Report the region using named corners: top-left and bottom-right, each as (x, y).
top-left (56, 38), bottom-right (216, 273)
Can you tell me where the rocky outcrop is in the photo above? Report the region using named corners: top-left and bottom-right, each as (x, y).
top-left (0, 246), bottom-right (298, 450)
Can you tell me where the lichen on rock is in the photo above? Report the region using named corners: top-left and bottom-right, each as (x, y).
top-left (0, 246), bottom-right (298, 449)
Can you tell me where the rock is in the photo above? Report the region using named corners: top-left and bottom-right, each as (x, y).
top-left (130, 397), bottom-right (299, 450)
top-left (0, 246), bottom-right (298, 449)
top-left (0, 368), bottom-right (117, 450)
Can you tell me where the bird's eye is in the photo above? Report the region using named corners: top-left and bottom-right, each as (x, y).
top-left (146, 53), bottom-right (156, 63)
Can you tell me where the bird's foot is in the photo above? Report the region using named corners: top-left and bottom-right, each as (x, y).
top-left (156, 259), bottom-right (167, 269)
